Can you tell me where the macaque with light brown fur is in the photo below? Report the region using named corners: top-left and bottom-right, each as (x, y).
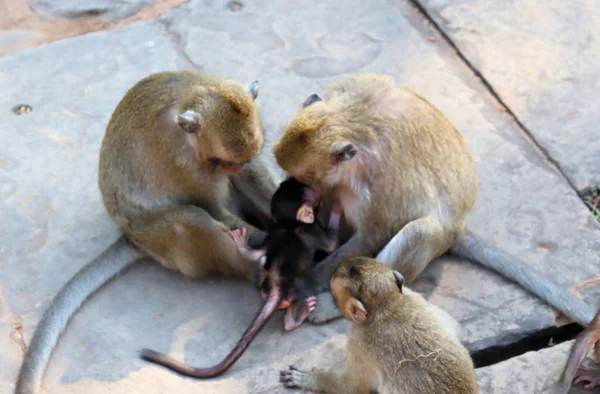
top-left (273, 72), bottom-right (596, 328)
top-left (280, 257), bottom-right (478, 394)
top-left (16, 70), bottom-right (277, 394)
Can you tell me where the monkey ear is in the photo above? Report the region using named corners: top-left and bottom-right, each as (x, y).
top-left (393, 271), bottom-right (405, 293)
top-left (246, 80), bottom-right (260, 100)
top-left (177, 110), bottom-right (201, 134)
top-left (302, 93), bottom-right (324, 108)
top-left (345, 297), bottom-right (367, 324)
top-left (296, 204), bottom-right (314, 224)
top-left (332, 142), bottom-right (357, 162)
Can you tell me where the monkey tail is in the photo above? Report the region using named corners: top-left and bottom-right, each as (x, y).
top-left (15, 236), bottom-right (144, 394)
top-left (140, 285), bottom-right (283, 379)
top-left (450, 231), bottom-right (596, 327)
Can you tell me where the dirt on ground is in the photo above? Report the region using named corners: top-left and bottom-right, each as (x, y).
top-left (0, 0), bottom-right (188, 56)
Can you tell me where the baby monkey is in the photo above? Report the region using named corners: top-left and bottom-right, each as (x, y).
top-left (281, 257), bottom-right (478, 394)
top-left (140, 178), bottom-right (340, 379)
top-left (231, 177), bottom-right (342, 331)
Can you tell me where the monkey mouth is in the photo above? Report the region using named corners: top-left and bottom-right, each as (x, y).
top-left (208, 157), bottom-right (246, 174)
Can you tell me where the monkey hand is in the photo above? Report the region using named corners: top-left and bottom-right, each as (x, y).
top-left (573, 367), bottom-right (600, 391)
top-left (228, 227), bottom-right (249, 251)
top-left (280, 366), bottom-right (320, 392)
top-left (306, 292), bottom-right (344, 325)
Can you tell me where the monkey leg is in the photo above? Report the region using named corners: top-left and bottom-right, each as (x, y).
top-left (125, 205), bottom-right (255, 280)
top-left (375, 217), bottom-right (447, 284)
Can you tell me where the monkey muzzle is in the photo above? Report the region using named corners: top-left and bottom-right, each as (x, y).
top-left (208, 157), bottom-right (247, 174)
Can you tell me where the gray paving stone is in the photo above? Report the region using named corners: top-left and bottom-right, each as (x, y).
top-left (29, 0), bottom-right (155, 21)
top-left (476, 340), bottom-right (594, 394)
top-left (0, 31), bottom-right (45, 57)
top-left (418, 0), bottom-right (600, 190)
top-left (1, 0), bottom-right (599, 393)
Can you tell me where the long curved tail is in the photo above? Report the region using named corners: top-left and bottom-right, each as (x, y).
top-left (140, 285), bottom-right (282, 379)
top-left (15, 236), bottom-right (144, 394)
top-left (450, 231), bottom-right (596, 327)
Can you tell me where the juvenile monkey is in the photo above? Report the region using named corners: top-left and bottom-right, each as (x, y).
top-left (15, 70), bottom-right (277, 394)
top-left (273, 73), bottom-right (597, 327)
top-left (280, 257), bottom-right (478, 394)
top-left (139, 178), bottom-right (341, 379)
top-left (553, 310), bottom-right (600, 393)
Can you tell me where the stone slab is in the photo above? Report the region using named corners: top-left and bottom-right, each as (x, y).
top-left (418, 0), bottom-right (600, 190)
top-left (163, 0), bottom-right (600, 352)
top-left (476, 340), bottom-right (596, 394)
top-left (29, 0), bottom-right (155, 22)
top-left (1, 1), bottom-right (599, 394)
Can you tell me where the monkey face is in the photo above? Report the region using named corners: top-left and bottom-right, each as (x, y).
top-left (330, 257), bottom-right (405, 325)
top-left (273, 95), bottom-right (359, 192)
top-left (177, 80), bottom-right (263, 174)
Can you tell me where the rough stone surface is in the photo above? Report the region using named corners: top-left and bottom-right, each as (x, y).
top-left (0, 31), bottom-right (46, 56)
top-left (1, 0), bottom-right (599, 393)
top-left (419, 0), bottom-right (600, 190)
top-left (476, 340), bottom-right (596, 394)
top-left (29, 0), bottom-right (155, 21)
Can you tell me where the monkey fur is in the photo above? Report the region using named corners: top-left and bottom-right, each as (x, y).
top-left (273, 72), bottom-right (597, 327)
top-left (15, 70), bottom-right (277, 394)
top-left (280, 257), bottom-right (478, 394)
top-left (138, 177), bottom-right (340, 379)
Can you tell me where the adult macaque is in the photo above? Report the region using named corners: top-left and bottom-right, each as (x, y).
top-left (273, 73), bottom-right (596, 327)
top-left (15, 70), bottom-right (276, 394)
top-left (281, 257), bottom-right (478, 393)
top-left (139, 177), bottom-right (341, 379)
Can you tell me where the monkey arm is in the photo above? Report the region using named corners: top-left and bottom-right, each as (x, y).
top-left (280, 366), bottom-right (353, 394)
top-left (310, 232), bottom-right (375, 292)
top-left (209, 204), bottom-right (267, 247)
top-left (321, 198), bottom-right (342, 253)
top-left (230, 156), bottom-right (278, 222)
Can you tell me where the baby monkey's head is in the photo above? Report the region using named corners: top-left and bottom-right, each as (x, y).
top-left (270, 177), bottom-right (320, 224)
top-left (330, 257), bottom-right (405, 325)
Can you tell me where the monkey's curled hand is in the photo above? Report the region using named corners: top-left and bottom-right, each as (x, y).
top-left (280, 366), bottom-right (320, 392)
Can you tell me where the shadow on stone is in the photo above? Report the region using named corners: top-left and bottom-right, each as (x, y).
top-left (471, 322), bottom-right (583, 368)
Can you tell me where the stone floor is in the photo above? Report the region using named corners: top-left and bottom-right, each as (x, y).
top-left (1, 0), bottom-right (599, 393)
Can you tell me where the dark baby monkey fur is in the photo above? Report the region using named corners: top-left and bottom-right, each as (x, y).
top-left (280, 257), bottom-right (478, 394)
top-left (235, 177), bottom-right (341, 331)
top-left (273, 72), bottom-right (596, 327)
top-left (15, 70), bottom-right (277, 394)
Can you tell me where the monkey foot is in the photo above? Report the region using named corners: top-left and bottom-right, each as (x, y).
top-left (573, 368), bottom-right (600, 391)
top-left (284, 296), bottom-right (317, 332)
top-left (228, 227), bottom-right (248, 250)
top-left (280, 366), bottom-right (318, 391)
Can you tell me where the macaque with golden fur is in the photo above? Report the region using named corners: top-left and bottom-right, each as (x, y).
top-left (16, 70), bottom-right (276, 394)
top-left (273, 73), bottom-right (596, 327)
